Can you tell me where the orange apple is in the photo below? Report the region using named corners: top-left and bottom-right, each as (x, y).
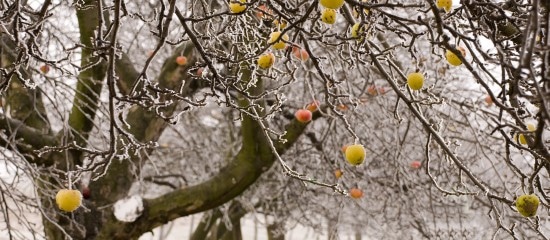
top-left (176, 56), bottom-right (188, 66)
top-left (40, 65), bottom-right (50, 74)
top-left (338, 104), bottom-right (348, 111)
top-left (485, 95), bottom-right (493, 106)
top-left (341, 145), bottom-right (348, 153)
top-left (306, 100), bottom-right (320, 112)
top-left (367, 85), bottom-right (377, 96)
top-left (334, 169), bottom-right (343, 179)
top-left (295, 109), bottom-right (312, 123)
top-left (349, 188), bottom-right (363, 199)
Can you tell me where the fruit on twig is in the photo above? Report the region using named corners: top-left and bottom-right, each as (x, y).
top-left (338, 104), bottom-right (349, 111)
top-left (268, 31), bottom-right (289, 50)
top-left (321, 8), bottom-right (337, 24)
top-left (367, 85), bottom-right (378, 96)
top-left (56, 189), bottom-right (82, 212)
top-left (349, 188), bottom-right (363, 199)
top-left (196, 67), bottom-right (204, 76)
top-left (273, 19), bottom-right (287, 29)
top-left (410, 161), bottom-right (421, 169)
top-left (320, 0), bottom-right (345, 9)
top-left (176, 56), bottom-right (188, 66)
top-left (295, 109), bottom-right (312, 123)
top-left (351, 23), bottom-right (366, 41)
top-left (353, 0), bottom-right (370, 17)
top-left (436, 0), bottom-right (452, 12)
top-left (292, 47), bottom-right (309, 61)
top-left (40, 65), bottom-right (50, 74)
top-left (515, 194), bottom-right (539, 217)
top-left (407, 72), bottom-right (424, 90)
top-left (445, 47), bottom-right (466, 66)
top-left (256, 4), bottom-right (271, 19)
top-left (485, 95), bottom-right (493, 106)
top-left (341, 145), bottom-right (348, 153)
top-left (82, 186), bottom-right (91, 199)
top-left (229, 0), bottom-right (247, 13)
top-left (515, 123), bottom-right (536, 145)
top-left (334, 169), bottom-right (343, 179)
top-left (306, 100), bottom-right (320, 112)
top-left (257, 53), bottom-right (275, 69)
top-left (345, 144), bottom-right (366, 165)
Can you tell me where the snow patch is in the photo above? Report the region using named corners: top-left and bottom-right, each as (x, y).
top-left (114, 195), bottom-right (144, 222)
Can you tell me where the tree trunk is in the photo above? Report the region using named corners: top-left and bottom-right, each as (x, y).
top-left (190, 210), bottom-right (221, 240)
top-left (355, 231), bottom-right (362, 240)
top-left (267, 223), bottom-right (284, 240)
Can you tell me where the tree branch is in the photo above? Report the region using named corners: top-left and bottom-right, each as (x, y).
top-left (0, 113), bottom-right (57, 159)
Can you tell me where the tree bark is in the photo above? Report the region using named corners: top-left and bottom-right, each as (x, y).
top-left (267, 223), bottom-right (284, 240)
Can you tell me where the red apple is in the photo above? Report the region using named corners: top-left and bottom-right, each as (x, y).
top-left (410, 160), bottom-right (421, 169)
top-left (82, 186), bottom-right (91, 199)
top-left (197, 67), bottom-right (204, 76)
top-left (176, 56), bottom-right (188, 66)
top-left (256, 4), bottom-right (272, 19)
top-left (295, 109), bottom-right (312, 123)
top-left (293, 47), bottom-right (309, 61)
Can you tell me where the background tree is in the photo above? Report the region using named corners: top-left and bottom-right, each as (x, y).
top-left (0, 0), bottom-right (549, 239)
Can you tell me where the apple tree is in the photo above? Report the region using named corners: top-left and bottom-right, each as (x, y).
top-left (0, 0), bottom-right (549, 239)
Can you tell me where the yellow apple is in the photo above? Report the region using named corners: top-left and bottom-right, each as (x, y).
top-left (352, 0), bottom-right (370, 17)
top-left (407, 72), bottom-right (424, 90)
top-left (257, 53), bottom-right (276, 69)
top-left (436, 0), bottom-right (452, 12)
top-left (515, 123), bottom-right (536, 145)
top-left (320, 0), bottom-right (345, 9)
top-left (229, 0), bottom-right (247, 13)
top-left (516, 194), bottom-right (539, 217)
top-left (268, 31), bottom-right (289, 50)
top-left (351, 23), bottom-right (366, 41)
top-left (273, 19), bottom-right (287, 29)
top-left (345, 144), bottom-right (366, 165)
top-left (321, 8), bottom-right (337, 24)
top-left (445, 47), bottom-right (466, 66)
top-left (56, 189), bottom-right (82, 212)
